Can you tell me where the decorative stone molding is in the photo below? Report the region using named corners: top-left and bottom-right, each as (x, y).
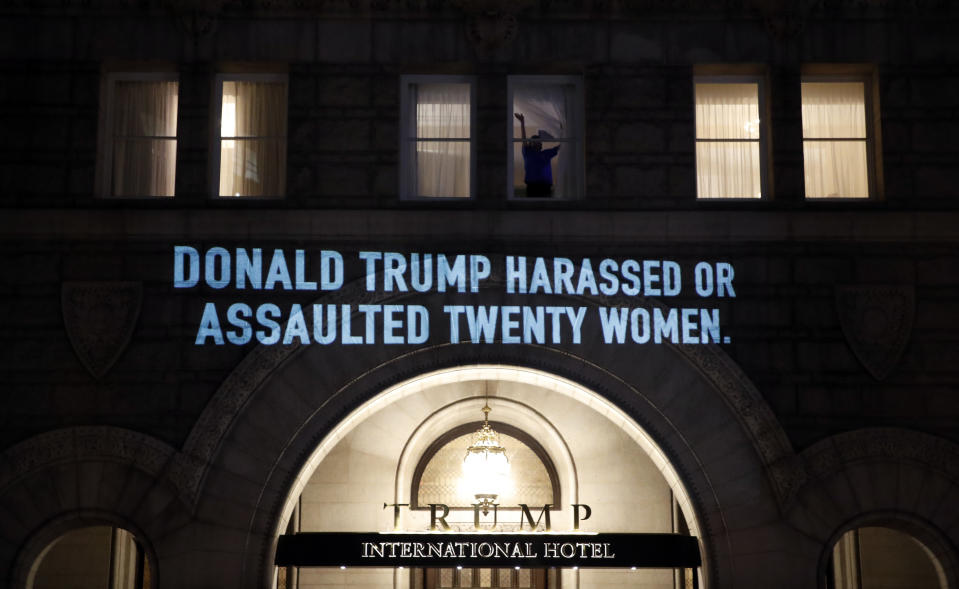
top-left (745, 0), bottom-right (820, 38)
top-left (801, 427), bottom-right (959, 485)
top-left (61, 282), bottom-right (142, 380)
top-left (453, 0), bottom-right (535, 59)
top-left (835, 285), bottom-right (915, 381)
top-left (679, 344), bottom-right (801, 509)
top-left (164, 0), bottom-right (226, 38)
top-left (0, 427), bottom-right (183, 497)
top-left (2, 0), bottom-right (947, 15)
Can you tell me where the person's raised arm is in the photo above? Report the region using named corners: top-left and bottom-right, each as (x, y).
top-left (514, 112), bottom-right (527, 140)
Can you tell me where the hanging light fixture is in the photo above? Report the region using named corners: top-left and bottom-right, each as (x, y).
top-left (459, 398), bottom-right (511, 515)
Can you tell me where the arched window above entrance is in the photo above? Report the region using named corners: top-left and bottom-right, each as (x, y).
top-left (412, 422), bottom-right (560, 510)
top-left (826, 526), bottom-right (947, 589)
top-left (28, 526), bottom-right (153, 589)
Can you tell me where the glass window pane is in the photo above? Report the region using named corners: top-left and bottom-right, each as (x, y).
top-left (497, 569), bottom-right (513, 587)
top-left (219, 138), bottom-right (285, 197)
top-left (221, 81), bottom-right (286, 138)
top-left (414, 140), bottom-right (470, 198)
top-left (513, 141), bottom-right (568, 198)
top-left (695, 83), bottom-right (760, 140)
top-left (830, 527), bottom-right (947, 589)
top-left (440, 568), bottom-right (454, 588)
top-left (803, 140), bottom-right (869, 198)
top-left (459, 568), bottom-right (473, 587)
top-left (416, 83), bottom-right (470, 139)
top-left (695, 140), bottom-right (762, 199)
top-left (113, 138), bottom-right (176, 197)
top-left (108, 79), bottom-right (177, 197)
top-left (479, 568), bottom-right (492, 587)
top-left (32, 527), bottom-right (114, 589)
top-left (114, 80), bottom-right (178, 137)
top-left (801, 82), bottom-right (866, 139)
top-left (512, 84), bottom-right (573, 140)
top-left (517, 569), bottom-right (531, 588)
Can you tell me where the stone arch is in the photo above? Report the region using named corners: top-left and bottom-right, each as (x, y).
top-left (186, 321), bottom-right (797, 589)
top-left (787, 428), bottom-right (959, 588)
top-left (0, 426), bottom-right (187, 589)
top-left (175, 267), bottom-right (800, 589)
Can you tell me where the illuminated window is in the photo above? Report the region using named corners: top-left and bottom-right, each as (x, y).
top-left (508, 75), bottom-right (584, 199)
top-left (694, 77), bottom-right (766, 199)
top-left (30, 526), bottom-right (153, 589)
top-left (97, 73), bottom-right (178, 198)
top-left (826, 526), bottom-right (946, 589)
top-left (400, 76), bottom-right (475, 199)
top-left (802, 77), bottom-right (875, 199)
top-left (213, 74), bottom-right (287, 198)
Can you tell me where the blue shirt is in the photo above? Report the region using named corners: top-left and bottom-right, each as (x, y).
top-left (522, 145), bottom-right (560, 184)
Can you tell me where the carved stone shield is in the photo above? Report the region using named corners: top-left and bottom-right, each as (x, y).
top-left (836, 285), bottom-right (915, 381)
top-left (62, 282), bottom-right (142, 379)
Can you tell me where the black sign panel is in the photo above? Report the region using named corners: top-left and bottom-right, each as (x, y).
top-left (275, 532), bottom-right (701, 569)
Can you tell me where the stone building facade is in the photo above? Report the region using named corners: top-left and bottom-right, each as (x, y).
top-left (1, 1), bottom-right (959, 588)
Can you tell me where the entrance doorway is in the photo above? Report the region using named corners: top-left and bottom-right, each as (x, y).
top-left (276, 366), bottom-right (704, 589)
top-left (423, 567), bottom-right (550, 589)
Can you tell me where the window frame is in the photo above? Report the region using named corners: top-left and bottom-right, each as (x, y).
top-left (95, 71), bottom-right (180, 199)
top-left (693, 73), bottom-right (771, 201)
top-left (399, 74), bottom-right (477, 201)
top-left (209, 71), bottom-right (289, 199)
top-left (506, 74), bottom-right (585, 201)
top-left (800, 71), bottom-right (881, 201)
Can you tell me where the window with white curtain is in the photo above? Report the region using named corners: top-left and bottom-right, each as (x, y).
top-left (97, 73), bottom-right (178, 197)
top-left (214, 74), bottom-right (287, 198)
top-left (508, 75), bottom-right (583, 199)
top-left (400, 76), bottom-right (474, 199)
top-left (802, 79), bottom-right (871, 199)
top-left (694, 78), bottom-right (765, 199)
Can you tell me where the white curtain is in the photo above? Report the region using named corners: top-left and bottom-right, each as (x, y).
top-left (694, 82), bottom-right (762, 199)
top-left (112, 80), bottom-right (177, 197)
top-left (830, 530), bottom-right (859, 589)
top-left (802, 81), bottom-right (869, 198)
top-left (220, 80), bottom-right (287, 197)
top-left (111, 528), bottom-right (139, 589)
top-left (512, 83), bottom-right (575, 197)
top-left (412, 83), bottom-right (470, 198)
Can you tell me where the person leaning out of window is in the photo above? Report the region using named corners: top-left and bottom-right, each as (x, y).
top-left (514, 112), bottom-right (560, 197)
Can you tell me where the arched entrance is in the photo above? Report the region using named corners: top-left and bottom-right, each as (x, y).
top-left (184, 326), bottom-right (793, 589)
top-left (273, 366), bottom-right (706, 589)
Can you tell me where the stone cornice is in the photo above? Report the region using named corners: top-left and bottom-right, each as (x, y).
top-left (1, 209), bottom-right (958, 243)
top-left (0, 0), bottom-right (948, 16)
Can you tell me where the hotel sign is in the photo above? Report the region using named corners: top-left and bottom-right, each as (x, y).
top-left (274, 532), bottom-right (701, 569)
top-left (276, 502), bottom-right (700, 569)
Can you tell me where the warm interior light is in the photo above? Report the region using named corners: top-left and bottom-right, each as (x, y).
top-left (221, 91), bottom-right (237, 137)
top-left (458, 400), bottom-right (511, 514)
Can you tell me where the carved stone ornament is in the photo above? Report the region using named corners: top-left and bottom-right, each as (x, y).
top-left (453, 0), bottom-right (536, 59)
top-left (836, 285), bottom-right (915, 381)
top-left (801, 427), bottom-right (959, 484)
top-left (62, 281), bottom-right (142, 379)
top-left (164, 0), bottom-right (227, 38)
top-left (746, 0), bottom-right (821, 38)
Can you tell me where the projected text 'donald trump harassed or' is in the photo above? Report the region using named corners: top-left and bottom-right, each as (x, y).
top-left (173, 246), bottom-right (736, 346)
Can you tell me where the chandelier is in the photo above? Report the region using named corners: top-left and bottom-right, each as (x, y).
top-left (459, 401), bottom-right (511, 515)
